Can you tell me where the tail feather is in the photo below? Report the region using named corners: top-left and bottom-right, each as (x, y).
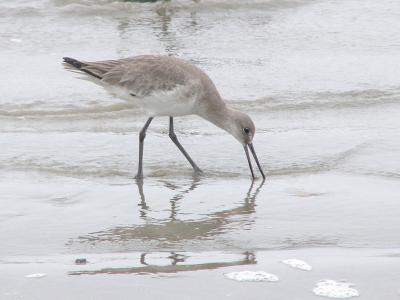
top-left (62, 57), bottom-right (102, 79)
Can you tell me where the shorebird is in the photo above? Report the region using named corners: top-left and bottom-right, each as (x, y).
top-left (63, 55), bottom-right (265, 180)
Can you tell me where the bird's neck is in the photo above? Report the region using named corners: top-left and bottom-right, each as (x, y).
top-left (199, 104), bottom-right (238, 136)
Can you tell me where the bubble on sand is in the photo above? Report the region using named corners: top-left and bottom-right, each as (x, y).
top-left (25, 273), bottom-right (47, 278)
top-left (10, 38), bottom-right (22, 43)
top-left (313, 280), bottom-right (359, 298)
top-left (282, 258), bottom-right (312, 271)
top-left (224, 271), bottom-right (279, 282)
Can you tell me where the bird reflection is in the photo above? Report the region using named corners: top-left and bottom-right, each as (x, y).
top-left (69, 251), bottom-right (256, 275)
top-left (114, 0), bottom-right (202, 57)
top-left (69, 178), bottom-right (264, 275)
top-left (104, 177), bottom-right (264, 242)
top-left (76, 177), bottom-right (264, 242)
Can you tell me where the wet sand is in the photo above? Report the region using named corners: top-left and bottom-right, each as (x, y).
top-left (2, 174), bottom-right (400, 299)
top-left (2, 248), bottom-right (400, 299)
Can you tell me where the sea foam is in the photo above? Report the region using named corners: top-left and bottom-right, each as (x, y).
top-left (313, 280), bottom-right (359, 298)
top-left (224, 271), bottom-right (279, 282)
top-left (25, 273), bottom-right (46, 278)
top-left (281, 258), bottom-right (312, 271)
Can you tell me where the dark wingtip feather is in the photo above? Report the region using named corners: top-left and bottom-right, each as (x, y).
top-left (62, 57), bottom-right (102, 79)
top-left (63, 57), bottom-right (84, 69)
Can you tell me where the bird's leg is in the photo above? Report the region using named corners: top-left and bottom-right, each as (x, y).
top-left (135, 117), bottom-right (153, 180)
top-left (169, 117), bottom-right (203, 174)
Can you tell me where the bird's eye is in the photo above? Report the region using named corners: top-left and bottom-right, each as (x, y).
top-left (243, 127), bottom-right (250, 135)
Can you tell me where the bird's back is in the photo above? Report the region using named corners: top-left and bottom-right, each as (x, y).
top-left (63, 55), bottom-right (224, 116)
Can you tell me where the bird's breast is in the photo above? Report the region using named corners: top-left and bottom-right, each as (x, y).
top-left (143, 85), bottom-right (199, 116)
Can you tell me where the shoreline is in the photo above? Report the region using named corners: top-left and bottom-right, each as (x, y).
top-left (2, 248), bottom-right (399, 299)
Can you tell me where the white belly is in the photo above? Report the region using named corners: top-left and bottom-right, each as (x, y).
top-left (104, 84), bottom-right (199, 117)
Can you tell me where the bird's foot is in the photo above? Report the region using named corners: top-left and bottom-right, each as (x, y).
top-left (134, 173), bottom-right (143, 181)
top-left (193, 168), bottom-right (204, 176)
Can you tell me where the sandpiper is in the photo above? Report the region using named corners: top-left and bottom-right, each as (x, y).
top-left (63, 55), bottom-right (265, 180)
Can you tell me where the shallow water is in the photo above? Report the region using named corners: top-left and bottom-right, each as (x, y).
top-left (1, 0), bottom-right (400, 299)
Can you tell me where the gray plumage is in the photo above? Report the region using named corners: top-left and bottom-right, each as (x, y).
top-left (64, 55), bottom-right (220, 99)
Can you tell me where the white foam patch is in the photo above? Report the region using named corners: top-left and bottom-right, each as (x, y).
top-left (25, 273), bottom-right (47, 278)
top-left (281, 258), bottom-right (312, 271)
top-left (313, 280), bottom-right (359, 298)
top-left (224, 271), bottom-right (279, 282)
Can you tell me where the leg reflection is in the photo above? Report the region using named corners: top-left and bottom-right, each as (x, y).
top-left (136, 174), bottom-right (202, 220)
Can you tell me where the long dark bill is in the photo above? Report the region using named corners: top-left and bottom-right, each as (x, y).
top-left (244, 145), bottom-right (255, 179)
top-left (248, 143), bottom-right (266, 179)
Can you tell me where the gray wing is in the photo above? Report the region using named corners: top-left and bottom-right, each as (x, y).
top-left (82, 56), bottom-right (191, 97)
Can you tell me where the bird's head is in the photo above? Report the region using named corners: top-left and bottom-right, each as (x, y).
top-left (200, 105), bottom-right (266, 180)
top-left (229, 110), bottom-right (256, 145)
top-left (228, 110), bottom-right (265, 180)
